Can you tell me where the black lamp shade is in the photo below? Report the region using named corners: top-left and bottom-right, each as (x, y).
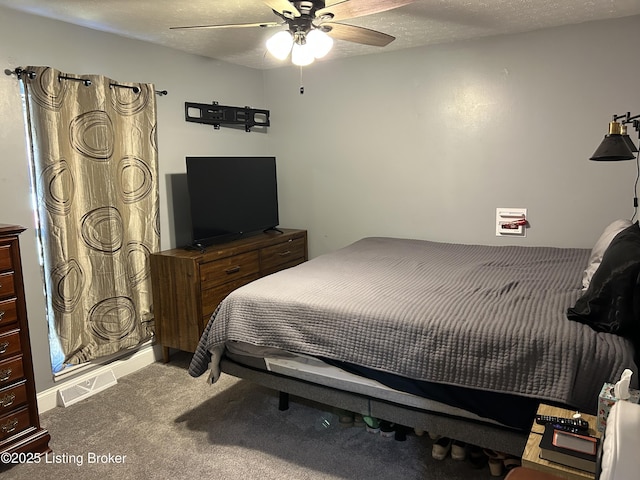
top-left (622, 134), bottom-right (639, 153)
top-left (590, 134), bottom-right (635, 161)
top-left (620, 123), bottom-right (639, 153)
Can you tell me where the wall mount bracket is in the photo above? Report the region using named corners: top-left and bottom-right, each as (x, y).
top-left (184, 101), bottom-right (270, 132)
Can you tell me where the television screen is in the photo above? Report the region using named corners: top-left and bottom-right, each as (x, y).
top-left (185, 156), bottom-right (279, 247)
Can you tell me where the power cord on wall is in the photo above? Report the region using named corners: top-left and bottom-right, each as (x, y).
top-left (633, 144), bottom-right (640, 223)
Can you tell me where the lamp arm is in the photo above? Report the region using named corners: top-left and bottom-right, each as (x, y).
top-left (612, 112), bottom-right (640, 126)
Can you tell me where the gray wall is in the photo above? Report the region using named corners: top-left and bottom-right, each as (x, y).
top-left (0, 6), bottom-right (639, 393)
top-left (266, 15), bottom-right (640, 257)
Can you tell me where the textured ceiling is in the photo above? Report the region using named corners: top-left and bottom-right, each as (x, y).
top-left (1, 0), bottom-right (640, 69)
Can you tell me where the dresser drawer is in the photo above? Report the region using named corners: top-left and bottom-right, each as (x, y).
top-left (0, 356), bottom-right (24, 387)
top-left (0, 329), bottom-right (21, 361)
top-left (201, 273), bottom-right (260, 323)
top-left (0, 272), bottom-right (15, 299)
top-left (0, 244), bottom-right (11, 273)
top-left (200, 251), bottom-right (260, 289)
top-left (260, 237), bottom-right (306, 274)
top-left (0, 380), bottom-right (28, 412)
top-left (0, 406), bottom-right (31, 442)
top-left (0, 298), bottom-right (18, 328)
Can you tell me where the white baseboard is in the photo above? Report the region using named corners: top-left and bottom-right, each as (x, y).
top-left (36, 343), bottom-right (163, 413)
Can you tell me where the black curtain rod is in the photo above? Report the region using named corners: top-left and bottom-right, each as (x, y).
top-left (4, 67), bottom-right (168, 96)
top-left (59, 73), bottom-right (92, 87)
top-left (110, 82), bottom-right (168, 95)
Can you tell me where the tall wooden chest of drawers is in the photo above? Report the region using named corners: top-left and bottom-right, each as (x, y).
top-left (150, 229), bottom-right (307, 362)
top-left (0, 225), bottom-right (50, 460)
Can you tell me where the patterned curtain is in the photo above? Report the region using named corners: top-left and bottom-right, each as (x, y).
top-left (21, 66), bottom-right (159, 366)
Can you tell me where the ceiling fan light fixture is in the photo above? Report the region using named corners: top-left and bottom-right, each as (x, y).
top-left (292, 41), bottom-right (315, 66)
top-left (306, 29), bottom-right (333, 59)
top-left (266, 30), bottom-right (294, 60)
top-left (173, 0), bottom-right (412, 67)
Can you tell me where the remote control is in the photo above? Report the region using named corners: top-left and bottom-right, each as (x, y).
top-left (549, 423), bottom-right (586, 434)
top-left (535, 415), bottom-right (589, 431)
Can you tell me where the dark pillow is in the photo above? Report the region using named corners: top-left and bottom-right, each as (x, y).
top-left (567, 222), bottom-right (640, 348)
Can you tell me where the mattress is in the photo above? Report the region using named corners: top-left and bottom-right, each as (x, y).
top-left (190, 237), bottom-right (638, 416)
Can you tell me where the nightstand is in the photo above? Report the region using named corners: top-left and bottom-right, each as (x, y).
top-left (521, 404), bottom-right (599, 480)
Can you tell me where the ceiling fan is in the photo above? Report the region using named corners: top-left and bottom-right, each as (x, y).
top-left (170, 0), bottom-right (416, 66)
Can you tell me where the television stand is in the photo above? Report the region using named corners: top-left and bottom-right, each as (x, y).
top-left (184, 242), bottom-right (206, 253)
top-left (150, 228), bottom-right (308, 362)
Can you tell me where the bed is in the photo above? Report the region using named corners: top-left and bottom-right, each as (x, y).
top-left (189, 227), bottom-right (640, 456)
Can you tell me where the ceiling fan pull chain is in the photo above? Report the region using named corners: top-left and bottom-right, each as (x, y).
top-left (299, 66), bottom-right (304, 95)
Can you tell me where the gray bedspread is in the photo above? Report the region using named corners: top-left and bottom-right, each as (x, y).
top-left (189, 237), bottom-right (638, 413)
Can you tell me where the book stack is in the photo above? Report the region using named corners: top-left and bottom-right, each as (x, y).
top-left (538, 424), bottom-right (599, 473)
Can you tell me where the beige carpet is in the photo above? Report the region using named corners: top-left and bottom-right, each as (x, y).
top-left (2, 352), bottom-right (497, 479)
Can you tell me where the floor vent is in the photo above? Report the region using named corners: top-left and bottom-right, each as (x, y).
top-left (58, 369), bottom-right (118, 407)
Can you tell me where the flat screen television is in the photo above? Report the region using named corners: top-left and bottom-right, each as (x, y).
top-left (185, 156), bottom-right (279, 248)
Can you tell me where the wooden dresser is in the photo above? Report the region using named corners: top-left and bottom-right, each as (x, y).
top-left (150, 228), bottom-right (307, 362)
top-left (0, 225), bottom-right (50, 460)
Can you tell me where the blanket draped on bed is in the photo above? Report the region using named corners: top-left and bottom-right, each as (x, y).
top-left (189, 237), bottom-right (637, 414)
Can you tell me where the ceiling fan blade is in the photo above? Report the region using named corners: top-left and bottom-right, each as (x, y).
top-left (170, 21), bottom-right (281, 31)
top-left (317, 0), bottom-right (415, 22)
top-left (262, 0), bottom-right (301, 18)
top-left (324, 22), bottom-right (395, 47)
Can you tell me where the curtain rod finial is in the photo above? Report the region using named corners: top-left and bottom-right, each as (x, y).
top-left (5, 67), bottom-right (36, 79)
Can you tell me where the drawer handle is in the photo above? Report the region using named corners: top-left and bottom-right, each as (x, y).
top-left (225, 266), bottom-right (241, 274)
top-left (278, 250), bottom-right (291, 257)
top-left (0, 368), bottom-right (12, 382)
top-left (1, 418), bottom-right (18, 434)
top-left (0, 392), bottom-right (15, 408)
top-left (0, 341), bottom-right (9, 354)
